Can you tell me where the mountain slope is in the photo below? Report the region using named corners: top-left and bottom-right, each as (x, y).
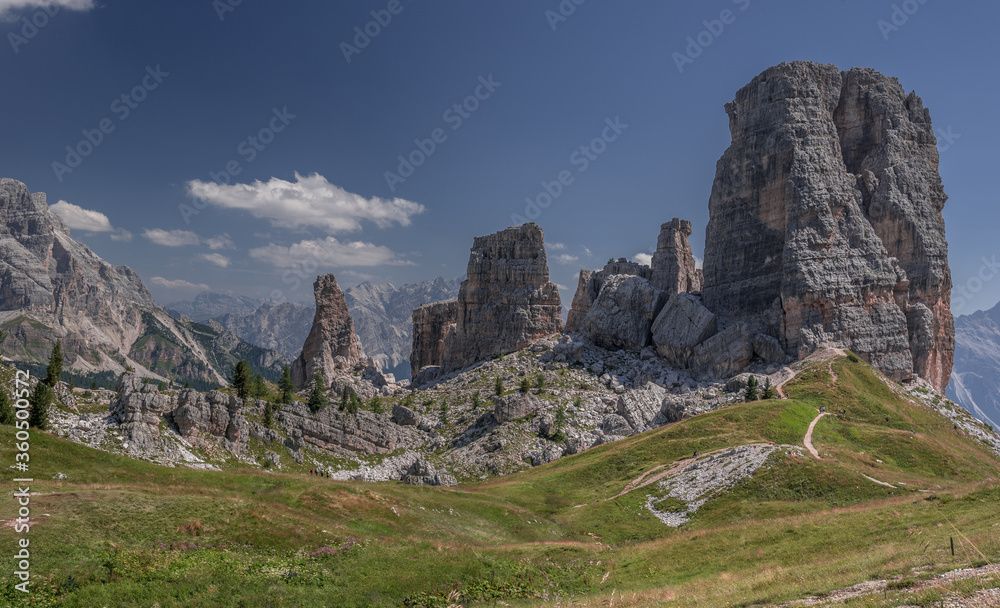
top-left (212, 301), bottom-right (314, 360)
top-left (5, 353), bottom-right (999, 606)
top-left (0, 178), bottom-right (285, 388)
top-left (946, 301), bottom-right (1000, 429)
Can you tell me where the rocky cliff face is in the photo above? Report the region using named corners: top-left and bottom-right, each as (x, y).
top-left (410, 298), bottom-right (457, 378)
top-left (650, 218), bottom-right (702, 295)
top-left (0, 178), bottom-right (280, 388)
top-left (440, 224), bottom-right (563, 373)
top-left (946, 302), bottom-right (1000, 428)
top-left (344, 278), bottom-right (461, 378)
top-left (566, 259), bottom-right (652, 333)
top-left (291, 274), bottom-right (366, 388)
top-left (700, 62), bottom-right (953, 390)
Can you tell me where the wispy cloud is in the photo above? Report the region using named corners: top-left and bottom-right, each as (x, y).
top-left (143, 229), bottom-right (201, 247)
top-left (195, 253), bottom-right (231, 268)
top-left (186, 172), bottom-right (425, 234)
top-left (549, 242), bottom-right (566, 251)
top-left (249, 236), bottom-right (414, 268)
top-left (49, 200), bottom-right (113, 232)
top-left (110, 229), bottom-right (133, 242)
top-left (204, 234), bottom-right (235, 250)
top-left (150, 277), bottom-right (210, 291)
top-left (0, 0), bottom-right (94, 18)
top-left (553, 254), bottom-right (579, 265)
top-left (633, 253), bottom-right (652, 266)
top-left (581, 246), bottom-right (593, 257)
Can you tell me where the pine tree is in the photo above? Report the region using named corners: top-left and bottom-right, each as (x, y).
top-left (44, 340), bottom-right (63, 387)
top-left (471, 390), bottom-right (482, 410)
top-left (745, 376), bottom-right (759, 402)
top-left (761, 378), bottom-right (776, 400)
top-left (494, 376), bottom-right (503, 396)
top-left (307, 371), bottom-right (328, 413)
top-left (370, 396), bottom-right (383, 414)
top-left (263, 402), bottom-right (274, 428)
top-left (519, 377), bottom-right (531, 394)
top-left (28, 381), bottom-right (52, 429)
top-left (439, 398), bottom-right (449, 425)
top-left (555, 403), bottom-right (566, 434)
top-left (251, 373), bottom-right (267, 400)
top-left (0, 387), bottom-right (14, 425)
top-left (278, 365), bottom-right (294, 404)
top-left (230, 360), bottom-right (252, 401)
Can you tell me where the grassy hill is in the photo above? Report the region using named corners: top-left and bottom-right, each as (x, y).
top-left (3, 354), bottom-right (1000, 607)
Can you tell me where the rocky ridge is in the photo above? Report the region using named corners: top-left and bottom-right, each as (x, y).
top-left (291, 274), bottom-right (367, 389)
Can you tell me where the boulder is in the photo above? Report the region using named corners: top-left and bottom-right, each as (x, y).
top-left (583, 275), bottom-right (667, 351)
top-left (651, 293), bottom-right (718, 367)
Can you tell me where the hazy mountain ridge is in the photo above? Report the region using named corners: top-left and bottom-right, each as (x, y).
top-left (947, 301), bottom-right (1000, 428)
top-left (343, 277), bottom-right (461, 379)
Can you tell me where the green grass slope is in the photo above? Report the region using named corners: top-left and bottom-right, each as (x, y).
top-left (2, 355), bottom-right (999, 607)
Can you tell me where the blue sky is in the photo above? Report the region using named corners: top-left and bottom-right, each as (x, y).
top-left (1, 0), bottom-right (997, 314)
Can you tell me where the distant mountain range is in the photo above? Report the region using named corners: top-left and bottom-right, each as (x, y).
top-left (947, 301), bottom-right (1000, 429)
top-left (169, 278), bottom-right (461, 380)
top-left (0, 179), bottom-right (286, 389)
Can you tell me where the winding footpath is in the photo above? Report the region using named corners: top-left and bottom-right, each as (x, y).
top-left (803, 412), bottom-right (829, 459)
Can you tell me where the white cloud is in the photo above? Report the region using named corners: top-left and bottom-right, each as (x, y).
top-left (110, 228), bottom-right (133, 242)
top-left (555, 283), bottom-right (569, 291)
top-left (195, 253), bottom-right (230, 268)
top-left (549, 242), bottom-right (566, 251)
top-left (49, 200), bottom-right (113, 232)
top-left (150, 277), bottom-right (210, 291)
top-left (186, 172), bottom-right (425, 234)
top-left (633, 253), bottom-right (653, 266)
top-left (694, 256), bottom-right (704, 270)
top-left (205, 234), bottom-right (235, 250)
top-left (249, 236), bottom-right (414, 268)
top-left (554, 254), bottom-right (579, 265)
top-left (0, 0), bottom-right (94, 18)
top-left (581, 246), bottom-right (593, 257)
top-left (143, 229), bottom-right (201, 247)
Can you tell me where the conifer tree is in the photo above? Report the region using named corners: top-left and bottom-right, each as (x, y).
top-left (44, 340), bottom-right (63, 387)
top-left (0, 387), bottom-right (14, 425)
top-left (28, 381), bottom-right (52, 429)
top-left (307, 371), bottom-right (329, 413)
top-left (279, 365), bottom-right (294, 404)
top-left (231, 360), bottom-right (252, 401)
top-left (745, 376), bottom-right (759, 402)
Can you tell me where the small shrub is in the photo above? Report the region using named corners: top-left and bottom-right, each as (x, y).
top-left (519, 378), bottom-right (531, 394)
top-left (847, 352), bottom-right (861, 363)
